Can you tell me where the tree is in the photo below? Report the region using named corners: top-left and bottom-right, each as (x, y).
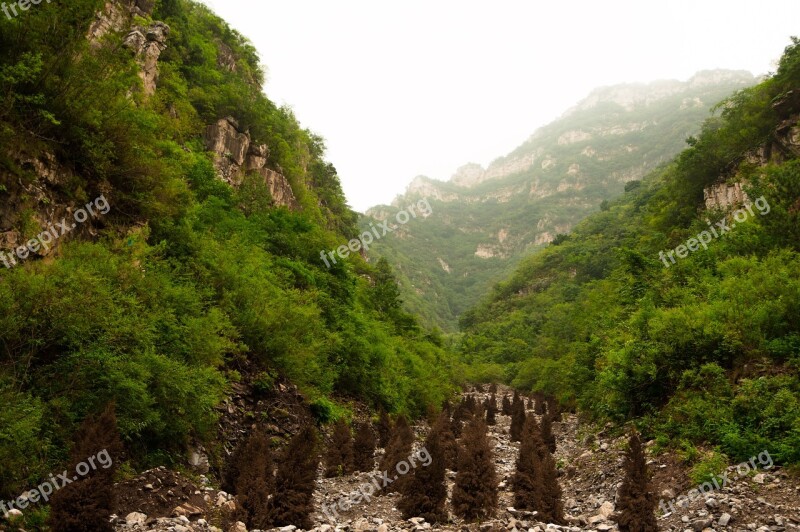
top-left (534, 393), bottom-right (546, 415)
top-left (510, 399), bottom-right (526, 442)
top-left (48, 404), bottom-right (123, 532)
top-left (398, 414), bottom-right (447, 523)
top-left (232, 429), bottom-right (274, 529)
top-left (372, 257), bottom-right (402, 313)
top-left (451, 399), bottom-right (472, 437)
top-left (452, 417), bottom-right (497, 520)
top-left (436, 410), bottom-right (458, 471)
top-left (547, 396), bottom-right (562, 422)
top-left (513, 416), bottom-right (564, 523)
top-left (353, 422), bottom-right (376, 472)
top-left (266, 427), bottom-right (319, 529)
top-left (612, 430), bottom-right (658, 532)
top-left (379, 414), bottom-right (415, 494)
top-left (325, 419), bottom-right (354, 477)
top-left (513, 416), bottom-right (544, 512)
top-left (539, 447), bottom-right (565, 524)
top-left (501, 394), bottom-right (512, 415)
top-left (486, 394), bottom-right (497, 426)
top-left (541, 412), bottom-right (556, 453)
top-left (377, 408), bottom-right (392, 448)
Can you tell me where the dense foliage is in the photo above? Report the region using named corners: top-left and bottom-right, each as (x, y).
top-left (0, 0), bottom-right (459, 500)
top-left (460, 38), bottom-right (800, 465)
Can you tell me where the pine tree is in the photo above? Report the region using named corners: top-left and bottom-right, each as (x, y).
top-left (612, 431), bottom-right (658, 532)
top-left (232, 429), bottom-right (274, 529)
top-left (539, 447), bottom-right (565, 524)
top-left (513, 416), bottom-right (544, 512)
top-left (377, 408), bottom-right (392, 448)
top-left (510, 398), bottom-right (526, 442)
top-left (379, 414), bottom-right (415, 494)
top-left (49, 404), bottom-right (123, 532)
top-left (547, 397), bottom-right (562, 422)
top-left (398, 414), bottom-right (447, 523)
top-left (485, 394), bottom-right (497, 426)
top-left (534, 392), bottom-right (546, 415)
top-left (325, 418), bottom-right (355, 477)
top-left (437, 410), bottom-right (459, 471)
top-left (541, 412), bottom-right (556, 453)
top-left (452, 417), bottom-right (498, 520)
top-left (451, 399), bottom-right (472, 437)
top-left (501, 394), bottom-right (512, 415)
top-left (512, 416), bottom-right (564, 523)
top-left (353, 422), bottom-right (376, 472)
top-left (266, 427), bottom-right (319, 529)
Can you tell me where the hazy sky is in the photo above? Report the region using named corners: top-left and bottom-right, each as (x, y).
top-left (197, 0), bottom-right (799, 211)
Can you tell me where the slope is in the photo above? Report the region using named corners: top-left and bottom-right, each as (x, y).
top-left (362, 71), bottom-right (756, 331)
top-left (460, 38), bottom-right (800, 465)
top-left (0, 0), bottom-right (460, 505)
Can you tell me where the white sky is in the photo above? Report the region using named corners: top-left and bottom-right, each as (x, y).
top-left (196, 0), bottom-right (800, 212)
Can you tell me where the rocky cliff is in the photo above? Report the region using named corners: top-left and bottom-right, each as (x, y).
top-left (203, 117), bottom-right (299, 209)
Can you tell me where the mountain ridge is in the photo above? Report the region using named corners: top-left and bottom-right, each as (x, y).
top-left (362, 69), bottom-right (756, 331)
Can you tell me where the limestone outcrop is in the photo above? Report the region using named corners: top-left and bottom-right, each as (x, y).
top-left (204, 117), bottom-right (299, 210)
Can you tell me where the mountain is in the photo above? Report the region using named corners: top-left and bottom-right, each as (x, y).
top-left (0, 0), bottom-right (459, 502)
top-left (362, 71), bottom-right (756, 331)
top-left (459, 38), bottom-right (800, 464)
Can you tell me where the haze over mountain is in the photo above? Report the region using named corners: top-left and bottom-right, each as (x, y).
top-left (362, 70), bottom-right (756, 330)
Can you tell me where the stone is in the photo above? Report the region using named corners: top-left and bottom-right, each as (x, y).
top-left (172, 503), bottom-right (203, 517)
top-left (753, 473), bottom-right (766, 484)
top-left (719, 513), bottom-right (732, 526)
top-left (7, 509), bottom-right (23, 521)
top-left (228, 522), bottom-right (247, 532)
top-left (597, 501), bottom-right (614, 518)
top-left (126, 512), bottom-right (147, 526)
top-left (203, 117), bottom-right (298, 209)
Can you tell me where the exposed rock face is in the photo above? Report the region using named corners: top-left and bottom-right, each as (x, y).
top-left (204, 117), bottom-right (299, 210)
top-left (123, 22), bottom-right (170, 96)
top-left (87, 0), bottom-right (168, 97)
top-left (216, 41), bottom-right (238, 72)
top-left (704, 182), bottom-right (749, 211)
top-left (87, 0), bottom-right (155, 44)
top-left (0, 152), bottom-right (105, 259)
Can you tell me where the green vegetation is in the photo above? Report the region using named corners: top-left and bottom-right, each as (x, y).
top-left (459, 38), bottom-right (800, 465)
top-left (364, 71), bottom-right (755, 331)
top-left (0, 0), bottom-right (459, 500)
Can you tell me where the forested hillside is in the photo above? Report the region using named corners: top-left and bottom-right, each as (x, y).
top-left (0, 0), bottom-right (459, 505)
top-left (460, 38), bottom-right (800, 465)
top-left (362, 72), bottom-right (755, 331)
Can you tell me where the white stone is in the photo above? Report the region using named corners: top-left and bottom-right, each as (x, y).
top-left (126, 512), bottom-right (147, 526)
